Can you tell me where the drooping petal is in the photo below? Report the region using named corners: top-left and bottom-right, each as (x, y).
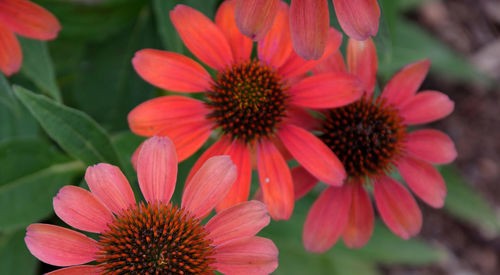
top-left (381, 59), bottom-right (431, 107)
top-left (286, 106), bottom-right (321, 131)
top-left (398, 156), bottom-right (447, 208)
top-left (132, 49), bottom-right (212, 92)
top-left (312, 50), bottom-right (346, 74)
top-left (234, 0), bottom-right (279, 41)
top-left (0, 0), bottom-right (60, 40)
top-left (0, 24), bottom-right (21, 76)
top-left (347, 37), bottom-right (377, 95)
top-left (399, 91), bottom-right (454, 125)
top-left (279, 123), bottom-right (346, 186)
top-left (137, 136), bottom-right (178, 204)
top-left (342, 181), bottom-right (374, 248)
top-left (332, 0), bottom-right (380, 41)
top-left (405, 129), bottom-right (457, 164)
top-left (216, 0), bottom-right (253, 61)
top-left (374, 176), bottom-right (422, 239)
top-left (303, 185), bottom-right (352, 253)
top-left (46, 265), bottom-right (101, 275)
top-left (206, 200), bottom-right (270, 246)
top-left (288, 72), bottom-right (363, 109)
top-left (290, 0), bottom-right (329, 60)
top-left (182, 156), bottom-right (237, 219)
top-left (214, 236), bottom-right (278, 274)
top-left (292, 166), bottom-right (318, 200)
top-left (84, 163), bottom-right (135, 214)
top-left (53, 186), bottom-right (113, 234)
top-left (185, 136), bottom-right (232, 185)
top-left (256, 140), bottom-right (294, 220)
top-left (25, 224), bottom-right (98, 266)
top-left (170, 5), bottom-right (233, 70)
top-left (258, 2), bottom-right (293, 68)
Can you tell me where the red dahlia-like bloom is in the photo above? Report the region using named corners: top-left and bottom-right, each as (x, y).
top-left (25, 137), bottom-right (278, 274)
top-left (128, 1), bottom-right (364, 220)
top-left (234, 0), bottom-right (380, 60)
top-left (0, 0), bottom-right (61, 76)
top-left (295, 38), bottom-right (457, 252)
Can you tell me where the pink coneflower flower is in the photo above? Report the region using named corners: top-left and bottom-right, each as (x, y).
top-left (234, 0), bottom-right (380, 60)
top-left (295, 38), bottom-right (457, 252)
top-left (0, 0), bottom-right (61, 76)
top-left (128, 1), bottom-right (364, 220)
top-left (25, 136), bottom-right (278, 274)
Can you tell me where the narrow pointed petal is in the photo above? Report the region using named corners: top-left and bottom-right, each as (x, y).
top-left (312, 50), bottom-right (347, 74)
top-left (25, 224), bottom-right (98, 266)
top-left (235, 0), bottom-right (279, 41)
top-left (137, 137), bottom-right (178, 204)
top-left (185, 137), bottom-right (232, 185)
top-left (216, 140), bottom-right (252, 211)
top-left (286, 106), bottom-right (321, 131)
top-left (257, 140), bottom-right (294, 220)
top-left (342, 182), bottom-right (374, 248)
top-left (214, 236), bottom-right (278, 274)
top-left (85, 164), bottom-right (135, 214)
top-left (170, 5), bottom-right (233, 70)
top-left (381, 59), bottom-right (431, 107)
top-left (46, 265), bottom-right (101, 275)
top-left (216, 0), bottom-right (253, 61)
top-left (405, 129), bottom-right (457, 164)
top-left (399, 91), bottom-right (454, 125)
top-left (207, 201), bottom-right (270, 246)
top-left (292, 166), bottom-right (318, 200)
top-left (0, 0), bottom-right (60, 40)
top-left (132, 49), bottom-right (212, 92)
top-left (0, 24), bottom-right (21, 76)
top-left (374, 176), bottom-right (422, 239)
top-left (303, 185), bottom-right (352, 253)
top-left (347, 37), bottom-right (377, 95)
top-left (288, 72), bottom-right (363, 109)
top-left (398, 156), bottom-right (447, 208)
top-left (182, 156), bottom-right (237, 219)
top-left (258, 2), bottom-right (293, 68)
top-left (332, 0), bottom-right (380, 41)
top-left (53, 186), bottom-right (113, 234)
top-left (290, 0), bottom-right (329, 60)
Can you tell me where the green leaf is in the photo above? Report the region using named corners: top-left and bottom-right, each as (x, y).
top-left (0, 73), bottom-right (18, 114)
top-left (14, 86), bottom-right (122, 166)
top-left (18, 38), bottom-right (61, 102)
top-left (0, 229), bottom-right (38, 275)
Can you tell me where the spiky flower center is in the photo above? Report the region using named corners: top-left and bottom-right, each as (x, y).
top-left (206, 60), bottom-right (288, 143)
top-left (96, 202), bottom-right (215, 275)
top-left (320, 96), bottom-right (406, 180)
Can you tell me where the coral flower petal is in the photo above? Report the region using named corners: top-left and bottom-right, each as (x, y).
top-left (347, 37), bottom-right (377, 95)
top-left (216, 140), bottom-right (252, 211)
top-left (374, 176), bottom-right (422, 239)
top-left (332, 0), bottom-right (380, 41)
top-left (286, 106), bottom-right (321, 131)
top-left (186, 137), bottom-right (233, 185)
top-left (182, 156), bottom-right (237, 219)
top-left (290, 0), bottom-right (329, 60)
top-left (235, 0), bottom-right (279, 41)
top-left (216, 0), bottom-right (253, 61)
top-left (170, 5), bottom-right (233, 70)
top-left (214, 236), bottom-right (279, 274)
top-left (312, 50), bottom-right (347, 74)
top-left (303, 185), bottom-right (352, 253)
top-left (132, 49), bottom-right (212, 93)
top-left (258, 2), bottom-right (293, 68)
top-left (292, 166), bottom-right (318, 200)
top-left (0, 0), bottom-right (60, 40)
top-left (381, 59), bottom-right (431, 107)
top-left (256, 140), bottom-right (294, 220)
top-left (405, 129), bottom-right (457, 164)
top-left (53, 186), bottom-right (113, 234)
top-left (398, 156), bottom-right (447, 208)
top-left (46, 265), bottom-right (101, 275)
top-left (25, 224), bottom-right (98, 266)
top-left (137, 137), bottom-right (178, 204)
top-left (399, 91), bottom-right (454, 125)
top-left (288, 72), bottom-right (363, 109)
top-left (342, 181), bottom-right (374, 248)
top-left (207, 200), bottom-right (270, 246)
top-left (0, 24), bottom-right (21, 76)
top-left (84, 163), bottom-right (135, 214)
top-left (279, 123), bottom-right (346, 186)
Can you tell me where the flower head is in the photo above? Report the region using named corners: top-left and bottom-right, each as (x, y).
top-left (0, 0), bottom-right (61, 76)
top-left (25, 136), bottom-right (278, 274)
top-left (128, 1), bottom-right (364, 220)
